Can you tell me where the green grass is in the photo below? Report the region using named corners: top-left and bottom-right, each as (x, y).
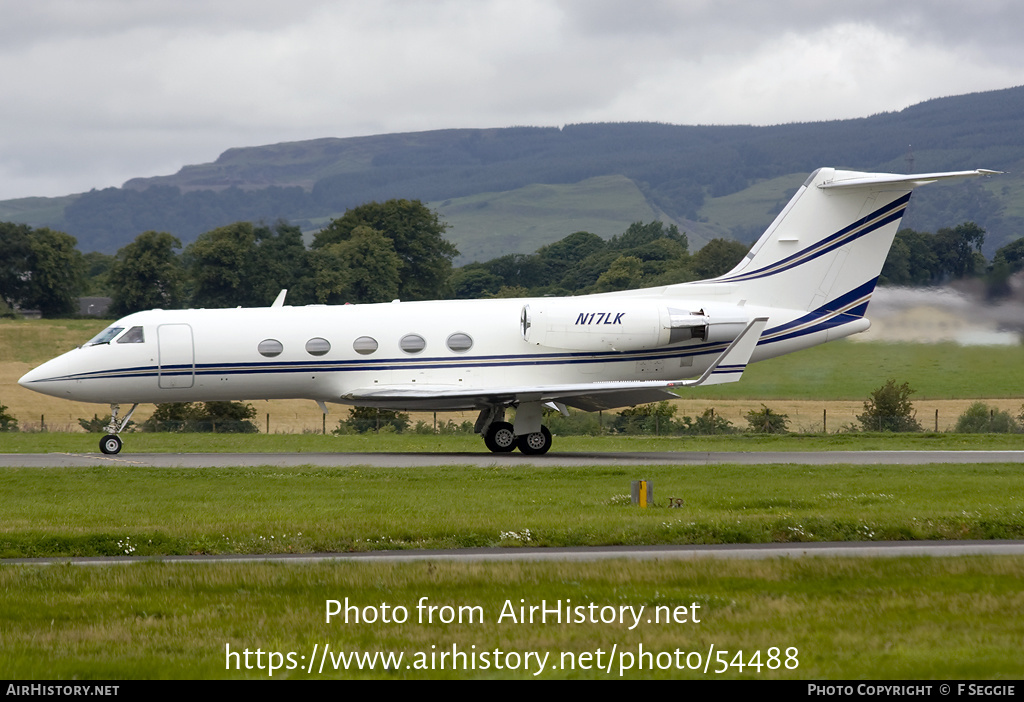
top-left (2, 557), bottom-right (1023, 679)
top-left (0, 317), bottom-right (107, 363)
top-left (2, 462), bottom-right (1022, 558)
top-left (692, 340), bottom-right (1024, 401)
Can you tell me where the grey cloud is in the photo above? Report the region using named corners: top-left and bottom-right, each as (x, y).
top-left (1, 0), bottom-right (1022, 199)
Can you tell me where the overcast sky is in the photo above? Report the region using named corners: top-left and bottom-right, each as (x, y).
top-left (2, 0), bottom-right (1022, 200)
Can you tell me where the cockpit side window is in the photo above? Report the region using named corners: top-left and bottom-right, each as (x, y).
top-left (116, 326), bottom-right (145, 344)
top-left (86, 327), bottom-right (124, 346)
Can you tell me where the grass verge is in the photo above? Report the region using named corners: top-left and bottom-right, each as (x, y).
top-left (2, 462), bottom-right (1023, 558)
top-left (2, 557), bottom-right (1023, 679)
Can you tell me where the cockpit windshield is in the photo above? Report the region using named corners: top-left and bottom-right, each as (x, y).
top-left (117, 326), bottom-right (145, 344)
top-left (86, 327), bottom-right (124, 346)
top-left (86, 325), bottom-right (146, 346)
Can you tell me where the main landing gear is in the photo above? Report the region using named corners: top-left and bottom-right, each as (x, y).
top-left (100, 403), bottom-right (138, 455)
top-left (483, 422), bottom-right (552, 455)
top-left (477, 407), bottom-right (554, 455)
top-left (515, 425), bottom-right (552, 455)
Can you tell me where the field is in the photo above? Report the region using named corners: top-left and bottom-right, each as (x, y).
top-left (4, 558), bottom-right (1024, 679)
top-left (2, 319), bottom-right (1024, 680)
top-left (1, 461), bottom-right (1023, 679)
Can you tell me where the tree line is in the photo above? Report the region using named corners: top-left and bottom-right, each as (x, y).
top-left (2, 198), bottom-right (1023, 318)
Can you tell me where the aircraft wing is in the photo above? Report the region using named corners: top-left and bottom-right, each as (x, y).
top-left (341, 318), bottom-right (768, 412)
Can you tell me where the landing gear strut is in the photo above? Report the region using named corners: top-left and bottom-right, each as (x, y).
top-left (100, 403), bottom-right (138, 455)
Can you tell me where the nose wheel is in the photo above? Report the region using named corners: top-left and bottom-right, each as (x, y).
top-left (98, 403), bottom-right (137, 455)
top-left (100, 434), bottom-right (123, 455)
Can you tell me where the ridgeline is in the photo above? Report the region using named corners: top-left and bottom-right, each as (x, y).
top-left (2, 85), bottom-right (1023, 261)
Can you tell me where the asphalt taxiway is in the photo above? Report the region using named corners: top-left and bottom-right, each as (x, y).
top-left (7, 541), bottom-right (1024, 567)
top-left (0, 449), bottom-right (1022, 468)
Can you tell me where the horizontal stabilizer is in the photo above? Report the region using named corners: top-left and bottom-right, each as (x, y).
top-left (817, 169), bottom-right (1000, 190)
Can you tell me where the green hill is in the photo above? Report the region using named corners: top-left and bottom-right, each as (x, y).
top-left (431, 175), bottom-right (722, 263)
top-left (2, 86), bottom-right (1023, 260)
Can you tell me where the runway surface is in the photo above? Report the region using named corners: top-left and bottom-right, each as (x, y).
top-left (7, 541), bottom-right (1024, 567)
top-left (1, 449), bottom-right (1022, 467)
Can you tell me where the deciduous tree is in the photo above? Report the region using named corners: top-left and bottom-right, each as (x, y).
top-left (308, 226), bottom-right (401, 304)
top-left (186, 221), bottom-right (312, 308)
top-left (313, 200), bottom-right (457, 300)
top-left (689, 238), bottom-right (748, 279)
top-left (108, 231), bottom-right (185, 315)
top-left (23, 228), bottom-right (84, 317)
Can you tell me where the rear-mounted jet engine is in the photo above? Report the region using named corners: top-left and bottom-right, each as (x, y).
top-left (520, 301), bottom-right (749, 352)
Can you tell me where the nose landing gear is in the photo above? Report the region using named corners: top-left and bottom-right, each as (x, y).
top-left (99, 403), bottom-right (138, 455)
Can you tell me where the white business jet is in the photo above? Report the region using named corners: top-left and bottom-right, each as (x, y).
top-left (19, 167), bottom-right (996, 455)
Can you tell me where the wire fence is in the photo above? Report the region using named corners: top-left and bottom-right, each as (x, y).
top-left (8, 402), bottom-right (1024, 435)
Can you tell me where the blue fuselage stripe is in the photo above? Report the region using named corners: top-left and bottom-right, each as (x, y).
top-left (29, 291), bottom-right (873, 386)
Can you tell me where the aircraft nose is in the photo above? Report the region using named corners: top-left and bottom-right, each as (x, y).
top-left (18, 366), bottom-right (42, 388)
top-left (18, 356), bottom-right (71, 397)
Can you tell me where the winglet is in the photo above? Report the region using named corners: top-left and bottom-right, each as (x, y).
top-left (671, 317), bottom-right (768, 387)
top-left (271, 289), bottom-right (288, 307)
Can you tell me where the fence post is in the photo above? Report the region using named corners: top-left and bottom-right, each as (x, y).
top-left (823, 408), bottom-right (827, 434)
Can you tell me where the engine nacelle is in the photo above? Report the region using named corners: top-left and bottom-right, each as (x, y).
top-left (521, 301), bottom-right (748, 351)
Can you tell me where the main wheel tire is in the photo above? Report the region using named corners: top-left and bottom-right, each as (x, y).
top-left (100, 434), bottom-right (123, 455)
top-left (483, 421), bottom-right (517, 453)
top-left (516, 425), bottom-right (552, 455)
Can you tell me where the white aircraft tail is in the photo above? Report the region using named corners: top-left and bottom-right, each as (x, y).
top-left (673, 168), bottom-right (996, 314)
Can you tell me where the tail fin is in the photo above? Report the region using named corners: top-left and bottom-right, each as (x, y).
top-left (686, 168), bottom-right (996, 313)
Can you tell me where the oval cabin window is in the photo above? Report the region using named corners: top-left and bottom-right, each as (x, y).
top-left (258, 339), bottom-right (284, 358)
top-left (399, 334), bottom-right (426, 354)
top-left (305, 337), bottom-right (331, 356)
top-left (446, 332), bottom-right (473, 353)
top-left (353, 336), bottom-right (378, 355)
